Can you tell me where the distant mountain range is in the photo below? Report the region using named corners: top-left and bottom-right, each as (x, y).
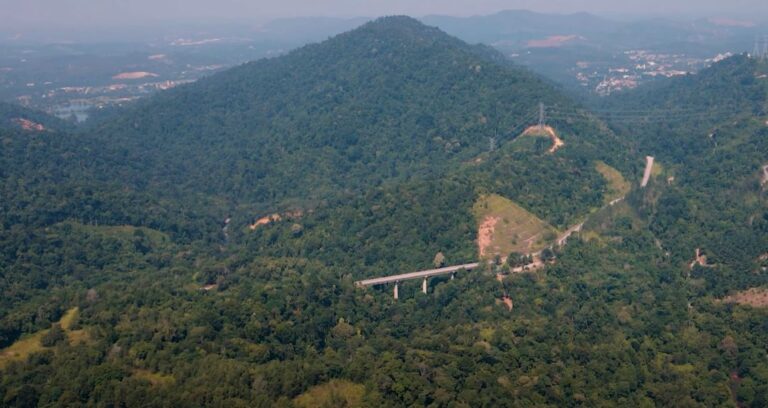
top-left (4, 9), bottom-right (766, 115)
top-left (424, 10), bottom-right (766, 51)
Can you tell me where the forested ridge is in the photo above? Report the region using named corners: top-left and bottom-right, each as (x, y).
top-left (0, 102), bottom-right (72, 132)
top-left (601, 55), bottom-right (768, 290)
top-left (85, 16), bottom-right (622, 213)
top-left (1, 16), bottom-right (768, 407)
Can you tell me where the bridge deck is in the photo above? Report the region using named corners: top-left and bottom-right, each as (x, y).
top-left (355, 262), bottom-right (481, 287)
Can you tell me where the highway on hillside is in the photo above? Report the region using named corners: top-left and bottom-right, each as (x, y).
top-left (355, 263), bottom-right (480, 286)
top-left (641, 156), bottom-right (655, 187)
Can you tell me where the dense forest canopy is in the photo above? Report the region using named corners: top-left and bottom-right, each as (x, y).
top-left (1, 16), bottom-right (768, 407)
top-left (85, 16), bottom-right (623, 213)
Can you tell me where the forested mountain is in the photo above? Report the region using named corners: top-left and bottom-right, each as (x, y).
top-left (2, 17), bottom-right (768, 408)
top-left (88, 16), bottom-right (619, 213)
top-left (601, 56), bottom-right (768, 288)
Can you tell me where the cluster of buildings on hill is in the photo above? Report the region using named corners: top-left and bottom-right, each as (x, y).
top-left (576, 50), bottom-right (733, 96)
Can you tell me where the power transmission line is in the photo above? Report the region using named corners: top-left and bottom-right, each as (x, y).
top-left (548, 105), bottom-right (749, 117)
top-left (538, 101), bottom-right (756, 128)
top-left (554, 106), bottom-right (748, 114)
top-left (763, 35), bottom-right (768, 61)
top-left (484, 100), bottom-right (752, 151)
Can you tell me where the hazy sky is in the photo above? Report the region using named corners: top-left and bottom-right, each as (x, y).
top-left (3, 0), bottom-right (768, 30)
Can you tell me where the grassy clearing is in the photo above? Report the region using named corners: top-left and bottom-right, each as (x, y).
top-left (0, 307), bottom-right (85, 369)
top-left (60, 307), bottom-right (91, 345)
top-left (595, 161), bottom-right (631, 204)
top-left (473, 194), bottom-right (559, 259)
top-left (0, 331), bottom-right (47, 369)
top-left (719, 288), bottom-right (768, 308)
top-left (61, 222), bottom-right (170, 244)
top-left (132, 369), bottom-right (176, 386)
top-left (59, 307), bottom-right (78, 330)
top-left (651, 160), bottom-right (664, 178)
top-left (67, 330), bottom-right (90, 345)
top-left (294, 380), bottom-right (366, 408)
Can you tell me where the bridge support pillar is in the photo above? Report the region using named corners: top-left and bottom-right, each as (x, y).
top-left (394, 282), bottom-right (399, 300)
top-left (422, 278), bottom-right (428, 294)
top-left (451, 272), bottom-right (455, 280)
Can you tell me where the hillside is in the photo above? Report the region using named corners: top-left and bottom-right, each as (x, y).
top-left (0, 15), bottom-right (622, 348)
top-left (3, 18), bottom-right (768, 408)
top-left (596, 54), bottom-right (768, 311)
top-left (601, 54), bottom-right (768, 161)
top-left (599, 55), bottom-right (768, 265)
top-left (88, 16), bottom-right (619, 215)
top-left (0, 102), bottom-right (72, 132)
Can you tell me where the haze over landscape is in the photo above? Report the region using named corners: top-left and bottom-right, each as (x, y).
top-left (5, 0), bottom-right (768, 29)
top-left (1, 1), bottom-right (768, 407)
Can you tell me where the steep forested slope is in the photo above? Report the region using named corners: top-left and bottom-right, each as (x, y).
top-left (0, 102), bottom-right (72, 132)
top-left (3, 18), bottom-right (768, 408)
top-left (601, 56), bottom-right (768, 285)
top-left (1, 16), bottom-right (619, 353)
top-left (89, 16), bottom-right (620, 212)
top-left (601, 55), bottom-right (768, 161)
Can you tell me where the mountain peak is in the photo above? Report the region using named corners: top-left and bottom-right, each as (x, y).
top-left (336, 15), bottom-right (450, 45)
top-left (362, 15), bottom-right (433, 31)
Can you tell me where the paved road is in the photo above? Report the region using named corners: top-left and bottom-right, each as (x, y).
top-left (641, 156), bottom-right (655, 187)
top-left (557, 222), bottom-right (584, 247)
top-left (355, 263), bottom-right (480, 286)
top-left (357, 188), bottom-right (629, 288)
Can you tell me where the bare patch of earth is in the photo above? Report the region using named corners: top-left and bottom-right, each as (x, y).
top-left (12, 118), bottom-right (45, 132)
top-left (478, 216), bottom-right (500, 258)
top-left (719, 288), bottom-right (768, 308)
top-left (249, 210), bottom-right (303, 230)
top-left (527, 35), bottom-right (580, 48)
top-left (113, 71), bottom-right (159, 80)
top-left (521, 125), bottom-right (564, 153)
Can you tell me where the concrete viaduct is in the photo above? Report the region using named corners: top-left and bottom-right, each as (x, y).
top-left (355, 263), bottom-right (480, 299)
top-left (353, 214), bottom-right (589, 300)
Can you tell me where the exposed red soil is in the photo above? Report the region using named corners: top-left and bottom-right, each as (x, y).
top-left (478, 216), bottom-right (500, 258)
top-left (112, 71), bottom-right (158, 80)
top-left (249, 210), bottom-right (303, 230)
top-left (521, 125), bottom-right (564, 153)
top-left (12, 118), bottom-right (45, 132)
top-left (502, 296), bottom-right (513, 311)
top-left (689, 248), bottom-right (715, 270)
top-left (527, 35), bottom-right (579, 48)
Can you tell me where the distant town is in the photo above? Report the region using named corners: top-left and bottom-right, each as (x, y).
top-left (3, 47), bottom-right (733, 122)
top-left (576, 50), bottom-right (733, 95)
